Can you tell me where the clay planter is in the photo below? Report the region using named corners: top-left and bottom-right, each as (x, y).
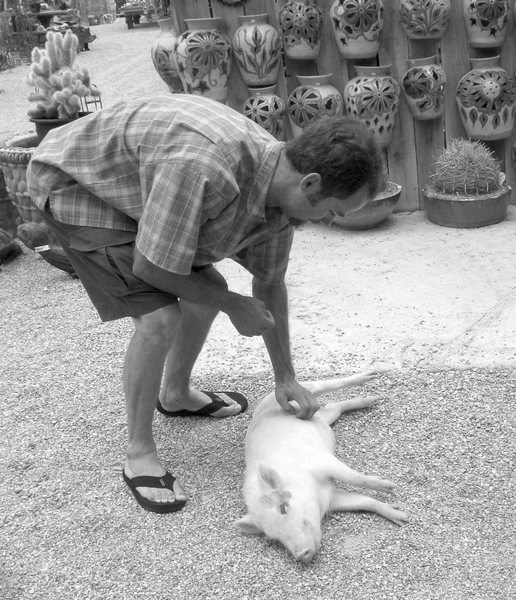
top-left (399, 0), bottom-right (451, 40)
top-left (329, 0), bottom-right (384, 59)
top-left (243, 85), bottom-right (286, 141)
top-left (150, 17), bottom-right (183, 93)
top-left (278, 0), bottom-right (324, 60)
top-left (423, 185), bottom-right (510, 228)
top-left (463, 0), bottom-right (509, 48)
top-left (330, 182), bottom-right (402, 229)
top-left (402, 55), bottom-right (446, 120)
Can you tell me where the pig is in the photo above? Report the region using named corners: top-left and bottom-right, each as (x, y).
top-left (234, 371), bottom-right (408, 563)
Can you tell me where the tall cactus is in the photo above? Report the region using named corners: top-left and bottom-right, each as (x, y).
top-left (27, 30), bottom-right (100, 120)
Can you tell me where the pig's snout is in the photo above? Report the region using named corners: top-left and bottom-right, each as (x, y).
top-left (295, 547), bottom-right (316, 563)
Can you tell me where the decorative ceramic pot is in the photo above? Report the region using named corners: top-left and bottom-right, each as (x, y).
top-left (344, 65), bottom-right (400, 148)
top-left (243, 85), bottom-right (286, 141)
top-left (462, 0), bottom-right (509, 48)
top-left (402, 55), bottom-right (446, 120)
top-left (232, 14), bottom-right (281, 87)
top-left (150, 17), bottom-right (183, 94)
top-left (278, 0), bottom-right (324, 60)
top-left (174, 17), bottom-right (233, 104)
top-left (329, 0), bottom-right (384, 59)
top-left (399, 0), bottom-right (451, 40)
top-left (455, 56), bottom-right (516, 140)
top-left (330, 182), bottom-right (402, 229)
top-left (287, 74), bottom-right (344, 137)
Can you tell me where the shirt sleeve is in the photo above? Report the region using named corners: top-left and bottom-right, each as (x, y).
top-left (232, 223), bottom-right (294, 284)
top-left (135, 160), bottom-right (207, 274)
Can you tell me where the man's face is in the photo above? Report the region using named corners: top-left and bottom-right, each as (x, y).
top-left (285, 184), bottom-right (371, 227)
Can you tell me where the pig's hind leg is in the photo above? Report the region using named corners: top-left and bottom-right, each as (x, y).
top-left (330, 490), bottom-right (408, 526)
top-left (323, 455), bottom-right (397, 496)
top-left (317, 395), bottom-right (380, 426)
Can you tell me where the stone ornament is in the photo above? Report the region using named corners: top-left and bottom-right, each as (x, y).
top-left (456, 55), bottom-right (516, 140)
top-left (174, 17), bottom-right (233, 104)
top-left (243, 85), bottom-right (286, 141)
top-left (402, 55), bottom-right (446, 120)
top-left (399, 0), bottom-right (451, 40)
top-left (462, 0), bottom-right (509, 48)
top-left (329, 0), bottom-right (384, 59)
top-left (232, 14), bottom-right (281, 87)
top-left (278, 0), bottom-right (324, 60)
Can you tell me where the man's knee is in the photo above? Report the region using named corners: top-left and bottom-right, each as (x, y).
top-left (133, 303), bottom-right (182, 347)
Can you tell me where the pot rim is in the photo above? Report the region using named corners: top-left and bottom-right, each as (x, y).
top-left (423, 184), bottom-right (511, 202)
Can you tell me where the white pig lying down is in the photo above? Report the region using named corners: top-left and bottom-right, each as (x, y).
top-left (235, 371), bottom-right (408, 564)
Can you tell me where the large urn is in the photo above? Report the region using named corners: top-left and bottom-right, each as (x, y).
top-left (402, 55), bottom-right (446, 120)
top-left (456, 55), bottom-right (516, 140)
top-left (344, 64), bottom-right (400, 148)
top-left (150, 17), bottom-right (183, 93)
top-left (174, 17), bottom-right (233, 104)
top-left (462, 0), bottom-right (509, 48)
top-left (329, 0), bottom-right (384, 59)
top-left (287, 74), bottom-right (344, 137)
top-left (243, 85), bottom-right (286, 141)
top-left (278, 0), bottom-right (324, 60)
top-left (399, 0), bottom-right (451, 40)
top-left (232, 14), bottom-right (281, 87)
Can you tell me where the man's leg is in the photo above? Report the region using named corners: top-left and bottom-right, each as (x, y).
top-left (160, 266), bottom-right (243, 417)
top-left (123, 303), bottom-right (187, 505)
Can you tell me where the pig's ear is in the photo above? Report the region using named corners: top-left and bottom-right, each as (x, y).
top-left (258, 464), bottom-right (283, 490)
top-left (234, 515), bottom-right (263, 535)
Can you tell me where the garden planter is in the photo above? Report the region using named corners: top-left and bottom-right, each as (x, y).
top-left (402, 55), bottom-right (446, 120)
top-left (329, 0), bottom-right (384, 59)
top-left (243, 85), bottom-right (286, 141)
top-left (399, 0), bottom-right (451, 40)
top-left (232, 14), bottom-right (281, 87)
top-left (423, 185), bottom-right (510, 228)
top-left (463, 0), bottom-right (509, 48)
top-left (278, 0), bottom-right (324, 60)
top-left (330, 182), bottom-right (402, 229)
top-left (174, 17), bottom-right (233, 104)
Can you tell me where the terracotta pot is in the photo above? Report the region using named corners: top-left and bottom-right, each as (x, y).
top-left (150, 17), bottom-right (183, 93)
top-left (399, 0), bottom-right (451, 40)
top-left (402, 55), bottom-right (446, 120)
top-left (174, 17), bottom-right (233, 104)
top-left (455, 55), bottom-right (516, 141)
top-left (462, 0), bottom-right (509, 48)
top-left (243, 85), bottom-right (286, 141)
top-left (232, 14), bottom-right (281, 87)
top-left (330, 182), bottom-right (402, 229)
top-left (329, 0), bottom-right (384, 59)
top-left (423, 184), bottom-right (510, 228)
top-left (287, 74), bottom-right (344, 137)
top-left (344, 64), bottom-right (400, 148)
top-left (278, 0), bottom-right (324, 60)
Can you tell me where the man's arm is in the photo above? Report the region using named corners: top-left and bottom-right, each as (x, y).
top-left (133, 248), bottom-right (275, 337)
top-left (252, 277), bottom-right (319, 419)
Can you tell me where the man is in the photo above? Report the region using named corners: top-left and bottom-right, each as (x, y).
top-left (27, 95), bottom-right (383, 514)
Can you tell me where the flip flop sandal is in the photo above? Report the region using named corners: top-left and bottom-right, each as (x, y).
top-left (156, 391), bottom-right (248, 418)
top-left (123, 470), bottom-right (186, 514)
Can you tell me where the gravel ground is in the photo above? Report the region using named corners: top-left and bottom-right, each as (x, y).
top-left (1, 19), bottom-right (516, 600)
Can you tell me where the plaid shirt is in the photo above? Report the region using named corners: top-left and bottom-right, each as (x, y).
top-left (27, 95), bottom-right (294, 283)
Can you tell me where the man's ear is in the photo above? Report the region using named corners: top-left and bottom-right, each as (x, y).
top-left (299, 172), bottom-right (322, 193)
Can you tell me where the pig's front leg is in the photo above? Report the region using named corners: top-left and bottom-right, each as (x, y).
top-left (323, 456), bottom-right (397, 495)
top-left (330, 490), bottom-right (408, 526)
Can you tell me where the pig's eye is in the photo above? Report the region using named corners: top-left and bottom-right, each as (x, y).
top-left (279, 502), bottom-right (289, 515)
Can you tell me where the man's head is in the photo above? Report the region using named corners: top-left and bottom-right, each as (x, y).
top-left (284, 115), bottom-right (384, 202)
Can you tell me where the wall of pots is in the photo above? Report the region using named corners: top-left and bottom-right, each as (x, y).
top-left (151, 0), bottom-right (516, 212)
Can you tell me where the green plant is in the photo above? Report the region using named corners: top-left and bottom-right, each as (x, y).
top-left (27, 30), bottom-right (100, 120)
top-left (428, 138), bottom-right (503, 195)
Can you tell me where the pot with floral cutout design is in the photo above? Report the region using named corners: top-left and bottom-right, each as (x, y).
top-left (456, 55), bottom-right (516, 140)
top-left (278, 0), bottom-right (324, 60)
top-left (402, 55), bottom-right (446, 120)
top-left (462, 0), bottom-right (509, 48)
top-left (232, 14), bottom-right (281, 87)
top-left (329, 0), bottom-right (384, 60)
top-left (243, 85), bottom-right (286, 141)
top-left (174, 17), bottom-right (233, 104)
top-left (399, 0), bottom-right (451, 40)
top-left (287, 74), bottom-right (344, 137)
top-left (344, 64), bottom-right (400, 148)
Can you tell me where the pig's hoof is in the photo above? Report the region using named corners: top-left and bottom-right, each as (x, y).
top-left (359, 395), bottom-right (381, 408)
top-left (371, 477), bottom-right (396, 495)
top-left (387, 505), bottom-right (408, 525)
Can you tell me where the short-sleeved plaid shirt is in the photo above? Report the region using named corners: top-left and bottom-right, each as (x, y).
top-left (27, 95), bottom-right (294, 283)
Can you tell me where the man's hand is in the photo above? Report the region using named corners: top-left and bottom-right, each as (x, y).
top-left (223, 295), bottom-right (276, 337)
top-left (275, 378), bottom-right (319, 420)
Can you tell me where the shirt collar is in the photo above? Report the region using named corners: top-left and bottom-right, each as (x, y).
top-left (246, 141), bottom-right (285, 221)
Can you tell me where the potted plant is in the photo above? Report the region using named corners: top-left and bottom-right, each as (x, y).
top-left (328, 165), bottom-right (403, 230)
top-left (423, 138), bottom-right (511, 228)
top-left (27, 29), bottom-right (101, 142)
